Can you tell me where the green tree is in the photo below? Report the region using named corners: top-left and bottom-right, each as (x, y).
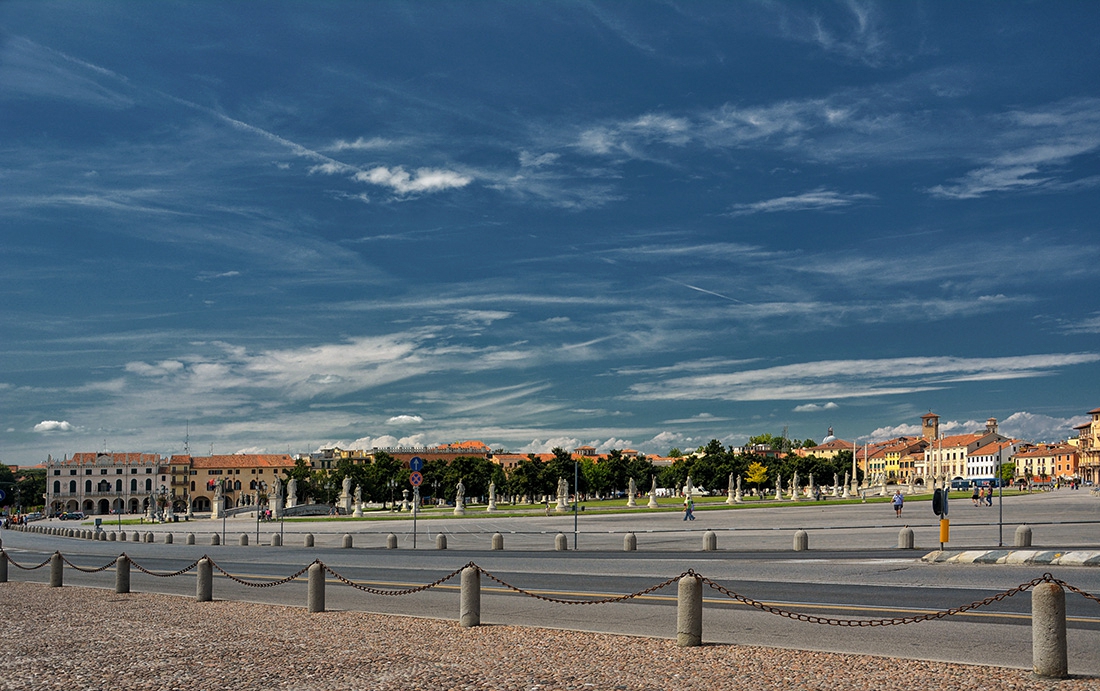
top-left (508, 456), bottom-right (544, 502)
top-left (668, 448), bottom-right (682, 458)
top-left (745, 461), bottom-right (768, 491)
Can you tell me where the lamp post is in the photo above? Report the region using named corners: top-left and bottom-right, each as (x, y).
top-left (573, 457), bottom-right (579, 550)
top-left (388, 479), bottom-right (396, 511)
top-left (255, 480), bottom-right (266, 544)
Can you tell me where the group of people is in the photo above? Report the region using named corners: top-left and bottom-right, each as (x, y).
top-left (971, 485), bottom-right (995, 507)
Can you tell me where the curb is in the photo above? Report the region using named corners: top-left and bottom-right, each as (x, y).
top-left (922, 549), bottom-right (1100, 566)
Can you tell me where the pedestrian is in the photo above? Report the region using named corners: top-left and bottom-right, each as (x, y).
top-left (971, 485), bottom-right (980, 506)
top-left (985, 486), bottom-right (993, 507)
top-left (683, 499), bottom-right (695, 521)
top-left (892, 490), bottom-right (904, 517)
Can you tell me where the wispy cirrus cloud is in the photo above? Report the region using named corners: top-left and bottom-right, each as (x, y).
top-left (627, 353), bottom-right (1100, 402)
top-left (727, 188), bottom-right (875, 216)
top-left (353, 166), bottom-right (471, 195)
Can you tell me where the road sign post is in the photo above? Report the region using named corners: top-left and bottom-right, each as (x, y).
top-left (409, 466), bottom-right (423, 549)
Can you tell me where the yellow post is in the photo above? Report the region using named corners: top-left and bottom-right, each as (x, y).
top-left (939, 518), bottom-right (950, 545)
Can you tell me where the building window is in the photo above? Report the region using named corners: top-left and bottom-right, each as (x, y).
top-left (53, 481), bottom-right (61, 494)
top-left (85, 480), bottom-right (92, 492)
top-left (145, 479), bottom-right (152, 491)
top-left (131, 479), bottom-right (137, 492)
top-left (69, 480), bottom-right (76, 493)
top-left (116, 479), bottom-right (122, 492)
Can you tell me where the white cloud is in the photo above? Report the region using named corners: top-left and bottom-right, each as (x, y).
top-left (387, 414), bottom-right (424, 425)
top-left (998, 411), bottom-right (1089, 443)
top-left (628, 353), bottom-right (1100, 402)
top-left (354, 166), bottom-right (471, 195)
top-left (34, 420), bottom-right (74, 432)
top-left (125, 360), bottom-right (186, 377)
top-left (793, 402), bottom-right (839, 413)
top-left (727, 189), bottom-right (874, 216)
top-left (518, 437), bottom-right (582, 454)
top-left (597, 437), bottom-right (635, 452)
top-left (331, 137), bottom-right (397, 151)
top-left (862, 423), bottom-right (921, 442)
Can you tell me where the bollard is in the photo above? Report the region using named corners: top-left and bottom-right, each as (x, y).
top-left (131, 531), bottom-right (140, 542)
top-left (108, 531), bottom-right (116, 542)
top-left (164, 533), bottom-right (173, 544)
top-left (50, 552), bottom-right (63, 588)
top-left (196, 558), bottom-right (213, 602)
top-left (1015, 525), bottom-right (1033, 548)
top-left (676, 574), bottom-right (702, 647)
top-left (1032, 581), bottom-right (1068, 678)
top-left (271, 534), bottom-right (282, 547)
top-left (304, 533), bottom-right (315, 548)
top-left (703, 530), bottom-right (717, 551)
top-left (307, 562), bottom-right (325, 613)
top-left (186, 533), bottom-right (195, 545)
top-left (239, 534), bottom-right (249, 546)
top-left (115, 555), bottom-right (130, 594)
top-left (342, 533), bottom-right (353, 549)
top-left (555, 533), bottom-right (568, 551)
top-left (211, 533), bottom-right (220, 546)
top-left (793, 529), bottom-right (808, 551)
top-left (387, 534), bottom-right (397, 549)
top-left (144, 532), bottom-right (154, 543)
top-left (898, 526), bottom-right (915, 549)
top-left (120, 531), bottom-right (127, 542)
top-left (491, 533), bottom-right (504, 550)
top-left (460, 565), bottom-right (480, 627)
top-left (0, 550), bottom-right (7, 583)
top-left (436, 534), bottom-right (447, 550)
top-left (624, 533), bottom-right (637, 551)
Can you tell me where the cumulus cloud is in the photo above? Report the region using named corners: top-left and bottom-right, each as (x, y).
top-left (793, 402), bottom-right (839, 413)
top-left (387, 414), bottom-right (424, 425)
top-left (34, 420), bottom-right (74, 433)
top-left (863, 423), bottom-right (921, 442)
top-left (354, 166), bottom-right (471, 194)
top-left (998, 411), bottom-right (1089, 443)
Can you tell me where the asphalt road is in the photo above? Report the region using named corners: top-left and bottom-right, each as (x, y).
top-left (5, 489), bottom-right (1100, 674)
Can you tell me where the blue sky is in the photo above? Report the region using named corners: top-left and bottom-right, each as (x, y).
top-left (2, 2), bottom-right (1098, 465)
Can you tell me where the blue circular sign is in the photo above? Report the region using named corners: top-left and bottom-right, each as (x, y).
top-left (0, 489), bottom-right (7, 502)
top-left (409, 456), bottom-right (424, 472)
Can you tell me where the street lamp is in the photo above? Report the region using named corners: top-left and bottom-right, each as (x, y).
top-left (255, 480), bottom-right (267, 544)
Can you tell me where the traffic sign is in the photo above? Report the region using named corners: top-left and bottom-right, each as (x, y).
top-left (409, 456), bottom-right (424, 472)
top-left (0, 489), bottom-right (7, 502)
top-left (409, 471), bottom-right (423, 487)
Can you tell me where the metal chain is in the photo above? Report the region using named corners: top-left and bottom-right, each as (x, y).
top-left (127, 555), bottom-right (202, 578)
top-left (1, 550), bottom-right (53, 571)
top-left (474, 565), bottom-right (687, 605)
top-left (59, 553), bottom-right (118, 573)
top-left (209, 557), bottom-right (314, 588)
top-left (698, 573), bottom-right (1059, 627)
top-left (1047, 575), bottom-right (1100, 606)
top-left (322, 561), bottom-right (469, 596)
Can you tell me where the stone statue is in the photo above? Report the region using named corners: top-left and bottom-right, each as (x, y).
top-left (684, 475), bottom-right (694, 500)
top-left (352, 484), bottom-right (363, 517)
top-left (842, 471), bottom-right (850, 499)
top-left (774, 476), bottom-right (783, 501)
top-left (791, 471), bottom-right (801, 501)
top-left (832, 472), bottom-right (840, 497)
top-left (342, 475), bottom-right (352, 497)
top-left (556, 477), bottom-right (569, 512)
top-left (270, 481), bottom-right (284, 519)
top-left (627, 477), bottom-right (637, 507)
top-left (735, 473), bottom-right (743, 504)
top-left (454, 478), bottom-right (466, 515)
top-left (487, 481), bottom-right (497, 512)
top-left (647, 475), bottom-right (659, 509)
top-left (286, 478), bottom-right (298, 509)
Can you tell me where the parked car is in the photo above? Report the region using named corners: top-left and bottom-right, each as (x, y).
top-left (58, 511), bottom-right (86, 520)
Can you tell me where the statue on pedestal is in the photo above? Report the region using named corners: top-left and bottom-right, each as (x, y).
top-left (555, 477), bottom-right (569, 512)
top-left (791, 471), bottom-right (801, 501)
top-left (734, 473), bottom-right (743, 503)
top-left (647, 475), bottom-right (659, 509)
top-left (726, 472), bottom-right (736, 505)
top-left (286, 478), bottom-right (298, 509)
top-left (626, 477), bottom-right (637, 507)
top-left (352, 484), bottom-right (363, 517)
top-left (487, 481), bottom-right (497, 512)
top-left (454, 478), bottom-right (466, 515)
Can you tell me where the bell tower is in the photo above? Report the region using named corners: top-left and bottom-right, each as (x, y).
top-left (921, 412), bottom-right (939, 441)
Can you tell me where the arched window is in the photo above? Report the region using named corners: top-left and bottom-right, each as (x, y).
top-left (145, 478), bottom-right (152, 491)
top-left (130, 479), bottom-right (137, 492)
top-left (116, 479), bottom-right (122, 492)
top-left (190, 481), bottom-right (195, 492)
top-left (69, 480), bottom-right (77, 493)
top-left (234, 480), bottom-right (241, 491)
top-left (85, 480), bottom-right (92, 492)
top-left (53, 480), bottom-right (61, 494)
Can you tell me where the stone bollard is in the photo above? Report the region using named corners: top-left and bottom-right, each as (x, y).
top-left (108, 531), bottom-right (116, 542)
top-left (196, 558), bottom-right (213, 602)
top-left (342, 534), bottom-right (353, 549)
top-left (50, 552), bottom-right (63, 588)
top-left (186, 533), bottom-right (195, 545)
top-left (164, 533), bottom-right (173, 544)
top-left (239, 534), bottom-right (249, 546)
top-left (898, 526), bottom-right (915, 549)
top-left (144, 532), bottom-right (154, 543)
top-left (1015, 525), bottom-right (1033, 548)
top-left (211, 533), bottom-right (220, 546)
top-left (304, 533), bottom-right (315, 547)
top-left (460, 565), bottom-right (481, 627)
top-left (555, 533), bottom-right (568, 551)
top-left (115, 555), bottom-right (130, 594)
top-left (436, 534), bottom-right (447, 550)
top-left (271, 534), bottom-right (282, 547)
top-left (703, 531), bottom-right (717, 551)
top-left (0, 550), bottom-right (8, 583)
top-left (131, 531), bottom-right (140, 542)
top-left (387, 534), bottom-right (398, 549)
top-left (624, 533), bottom-right (637, 551)
top-left (677, 574), bottom-right (702, 647)
top-left (98, 531), bottom-right (107, 541)
top-left (1032, 581), bottom-right (1068, 678)
top-left (120, 531), bottom-right (127, 542)
top-left (793, 529), bottom-right (809, 551)
top-left (308, 562), bottom-right (325, 613)
top-left (491, 533), bottom-right (504, 550)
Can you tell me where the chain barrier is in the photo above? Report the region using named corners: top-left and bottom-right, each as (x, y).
top-left (5, 548), bottom-right (1100, 624)
top-left (127, 554), bottom-right (202, 578)
top-left (0, 549), bottom-right (53, 571)
top-left (322, 561), bottom-right (468, 596)
top-left (209, 557), bottom-right (314, 588)
top-left (475, 565), bottom-right (687, 605)
top-left (59, 553), bottom-right (118, 573)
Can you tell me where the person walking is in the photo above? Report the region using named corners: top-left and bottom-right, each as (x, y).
top-left (683, 498), bottom-right (695, 521)
top-left (892, 490), bottom-right (904, 517)
top-left (971, 485), bottom-right (980, 506)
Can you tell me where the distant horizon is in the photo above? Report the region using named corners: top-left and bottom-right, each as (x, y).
top-left (3, 3), bottom-right (1098, 467)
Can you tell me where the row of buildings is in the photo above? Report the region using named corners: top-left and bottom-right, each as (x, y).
top-left (41, 406), bottom-right (1100, 516)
